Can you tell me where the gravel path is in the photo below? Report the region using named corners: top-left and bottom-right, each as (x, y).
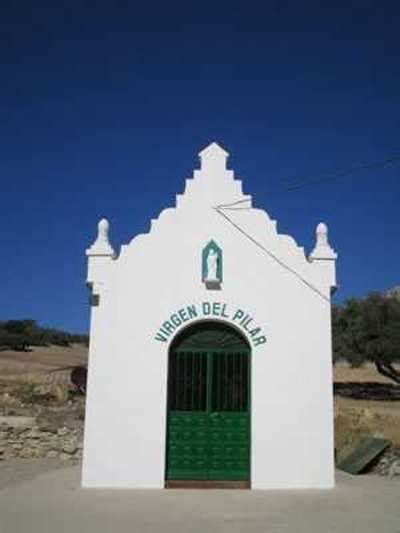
top-left (0, 461), bottom-right (399, 533)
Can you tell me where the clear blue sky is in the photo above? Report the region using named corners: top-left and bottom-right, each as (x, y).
top-left (1, 1), bottom-right (399, 333)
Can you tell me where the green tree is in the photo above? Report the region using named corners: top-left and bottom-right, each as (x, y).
top-left (332, 300), bottom-right (365, 367)
top-left (333, 293), bottom-right (400, 383)
top-left (0, 319), bottom-right (88, 351)
top-left (361, 293), bottom-right (400, 383)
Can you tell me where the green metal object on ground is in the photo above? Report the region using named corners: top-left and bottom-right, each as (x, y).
top-left (337, 437), bottom-right (391, 475)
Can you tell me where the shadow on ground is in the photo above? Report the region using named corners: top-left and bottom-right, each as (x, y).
top-left (334, 382), bottom-right (400, 401)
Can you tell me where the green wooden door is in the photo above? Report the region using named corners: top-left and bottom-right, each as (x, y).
top-left (166, 323), bottom-right (250, 482)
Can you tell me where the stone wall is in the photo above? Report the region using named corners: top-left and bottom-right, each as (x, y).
top-left (0, 415), bottom-right (83, 461)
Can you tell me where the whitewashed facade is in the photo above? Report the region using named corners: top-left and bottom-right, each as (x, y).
top-left (82, 143), bottom-right (337, 489)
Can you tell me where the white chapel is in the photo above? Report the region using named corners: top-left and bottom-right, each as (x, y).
top-left (82, 142), bottom-right (337, 489)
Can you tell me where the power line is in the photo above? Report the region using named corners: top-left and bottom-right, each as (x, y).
top-left (215, 153), bottom-right (400, 209)
top-left (214, 206), bottom-right (331, 303)
top-left (211, 152), bottom-right (399, 301)
top-left (216, 153), bottom-right (400, 206)
top-left (216, 198), bottom-right (252, 209)
top-left (285, 154), bottom-right (400, 191)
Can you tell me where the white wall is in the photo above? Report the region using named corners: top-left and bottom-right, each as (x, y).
top-left (82, 143), bottom-right (336, 489)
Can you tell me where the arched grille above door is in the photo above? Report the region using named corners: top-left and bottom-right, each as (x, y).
top-left (171, 321), bottom-right (249, 352)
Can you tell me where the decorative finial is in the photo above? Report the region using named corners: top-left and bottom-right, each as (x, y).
top-left (310, 222), bottom-right (337, 260)
top-left (198, 142), bottom-right (229, 171)
top-left (316, 222), bottom-right (328, 245)
top-left (98, 218), bottom-right (110, 242)
top-left (86, 217), bottom-right (115, 257)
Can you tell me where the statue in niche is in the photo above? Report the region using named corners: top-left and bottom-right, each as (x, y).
top-left (202, 240), bottom-right (222, 286)
top-left (205, 248), bottom-right (218, 281)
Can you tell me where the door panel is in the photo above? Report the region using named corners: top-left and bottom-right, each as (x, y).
top-left (207, 412), bottom-right (250, 480)
top-left (167, 412), bottom-right (210, 480)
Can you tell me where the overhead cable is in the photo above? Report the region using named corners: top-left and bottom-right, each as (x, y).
top-left (214, 205), bottom-right (330, 303)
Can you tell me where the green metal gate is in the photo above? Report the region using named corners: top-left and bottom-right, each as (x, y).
top-left (166, 322), bottom-right (250, 482)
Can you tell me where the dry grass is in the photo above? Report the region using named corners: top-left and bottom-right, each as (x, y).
top-left (333, 361), bottom-right (397, 384)
top-left (333, 362), bottom-right (400, 459)
top-left (0, 344), bottom-right (88, 385)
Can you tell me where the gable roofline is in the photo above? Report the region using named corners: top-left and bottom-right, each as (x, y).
top-left (198, 142), bottom-right (229, 159)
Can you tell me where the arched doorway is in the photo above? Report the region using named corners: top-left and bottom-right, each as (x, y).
top-left (165, 321), bottom-right (251, 487)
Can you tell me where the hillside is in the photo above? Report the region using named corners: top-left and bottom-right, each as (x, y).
top-left (0, 344), bottom-right (88, 384)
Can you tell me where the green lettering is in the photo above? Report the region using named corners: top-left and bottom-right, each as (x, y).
top-left (202, 302), bottom-right (211, 315)
top-left (178, 308), bottom-right (188, 322)
top-left (163, 321), bottom-right (175, 334)
top-left (212, 302), bottom-right (221, 316)
top-left (170, 314), bottom-right (182, 327)
top-left (249, 327), bottom-right (261, 338)
top-left (233, 309), bottom-right (244, 321)
top-left (240, 314), bottom-right (249, 325)
top-left (253, 335), bottom-right (267, 346)
top-left (243, 318), bottom-right (253, 331)
top-left (187, 305), bottom-right (197, 319)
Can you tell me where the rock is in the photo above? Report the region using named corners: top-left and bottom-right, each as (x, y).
top-left (0, 416), bottom-right (36, 429)
top-left (36, 418), bottom-right (58, 434)
top-left (39, 431), bottom-right (58, 439)
top-left (1, 393), bottom-right (20, 406)
top-left (372, 446), bottom-right (400, 477)
top-left (62, 440), bottom-right (78, 454)
top-left (33, 385), bottom-right (49, 396)
top-left (54, 385), bottom-right (69, 402)
top-left (4, 450), bottom-right (16, 459)
top-left (46, 450), bottom-right (58, 459)
top-left (0, 395), bottom-right (85, 464)
top-left (13, 427), bottom-right (29, 436)
top-left (389, 460), bottom-right (400, 478)
top-left (25, 428), bottom-right (41, 439)
top-left (19, 447), bottom-right (35, 458)
top-left (59, 452), bottom-right (74, 461)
